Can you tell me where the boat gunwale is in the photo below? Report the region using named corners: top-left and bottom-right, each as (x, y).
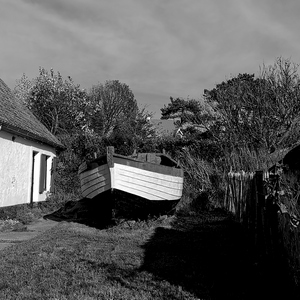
top-left (114, 152), bottom-right (181, 168)
top-left (78, 152), bottom-right (182, 176)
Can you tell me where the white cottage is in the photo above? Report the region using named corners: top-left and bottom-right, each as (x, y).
top-left (0, 78), bottom-right (64, 207)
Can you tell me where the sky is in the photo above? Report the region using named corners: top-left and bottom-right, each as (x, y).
top-left (1, 0), bottom-right (300, 118)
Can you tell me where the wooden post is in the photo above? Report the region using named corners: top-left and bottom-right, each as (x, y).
top-left (106, 146), bottom-right (115, 225)
top-left (107, 146), bottom-right (114, 168)
top-left (255, 171), bottom-right (265, 257)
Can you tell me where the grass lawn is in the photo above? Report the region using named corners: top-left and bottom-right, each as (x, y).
top-left (0, 211), bottom-right (295, 300)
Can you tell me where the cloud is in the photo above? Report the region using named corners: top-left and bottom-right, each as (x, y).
top-left (1, 0), bottom-right (300, 117)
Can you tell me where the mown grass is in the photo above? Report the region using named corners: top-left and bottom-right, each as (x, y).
top-left (0, 219), bottom-right (193, 300)
top-left (0, 210), bottom-right (296, 300)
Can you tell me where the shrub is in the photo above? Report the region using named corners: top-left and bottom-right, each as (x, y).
top-left (0, 204), bottom-right (41, 225)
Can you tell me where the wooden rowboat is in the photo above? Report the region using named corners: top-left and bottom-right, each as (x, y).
top-left (78, 147), bottom-right (184, 202)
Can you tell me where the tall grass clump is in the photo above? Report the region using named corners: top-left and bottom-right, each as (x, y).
top-left (223, 146), bottom-right (287, 172)
top-left (171, 143), bottom-right (287, 215)
top-left (176, 148), bottom-right (225, 213)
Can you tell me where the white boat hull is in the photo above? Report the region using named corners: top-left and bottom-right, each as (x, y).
top-left (78, 149), bottom-right (184, 201)
top-left (114, 163), bottom-right (183, 201)
top-left (79, 164), bottom-right (111, 199)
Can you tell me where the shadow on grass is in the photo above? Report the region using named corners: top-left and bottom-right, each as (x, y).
top-left (140, 210), bottom-right (296, 299)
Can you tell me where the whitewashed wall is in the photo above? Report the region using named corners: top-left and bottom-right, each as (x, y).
top-left (0, 130), bottom-right (56, 207)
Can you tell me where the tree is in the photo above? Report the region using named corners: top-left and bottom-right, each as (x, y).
top-left (88, 80), bottom-right (138, 137)
top-left (160, 96), bottom-right (213, 143)
top-left (13, 73), bottom-right (34, 105)
top-left (203, 57), bottom-right (300, 152)
top-left (14, 69), bottom-right (93, 195)
top-left (203, 73), bottom-right (265, 148)
top-left (14, 67), bottom-right (88, 136)
top-left (259, 57), bottom-right (300, 149)
top-left (88, 80), bottom-right (155, 155)
top-left (161, 97), bottom-right (203, 126)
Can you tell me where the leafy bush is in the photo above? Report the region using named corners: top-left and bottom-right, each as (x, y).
top-left (55, 132), bottom-right (105, 195)
top-left (0, 204), bottom-right (42, 225)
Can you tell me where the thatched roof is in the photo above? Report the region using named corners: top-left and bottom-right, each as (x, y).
top-left (0, 78), bottom-right (64, 150)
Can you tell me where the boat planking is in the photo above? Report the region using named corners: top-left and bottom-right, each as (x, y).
top-left (78, 146), bottom-right (184, 202)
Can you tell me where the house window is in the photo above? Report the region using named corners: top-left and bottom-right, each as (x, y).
top-left (39, 154), bottom-right (49, 194)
